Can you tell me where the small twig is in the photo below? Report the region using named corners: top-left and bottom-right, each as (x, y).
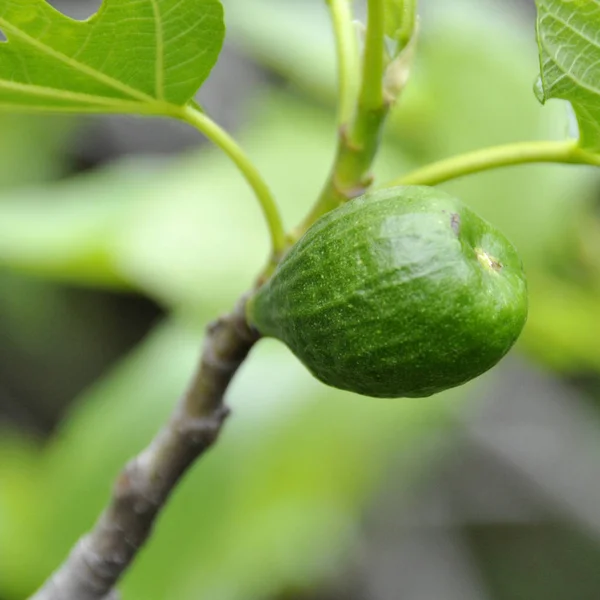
top-left (30, 296), bottom-right (259, 600)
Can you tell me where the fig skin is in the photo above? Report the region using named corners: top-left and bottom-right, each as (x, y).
top-left (247, 186), bottom-right (528, 398)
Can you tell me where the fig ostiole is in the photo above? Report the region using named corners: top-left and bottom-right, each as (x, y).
top-left (247, 186), bottom-right (528, 399)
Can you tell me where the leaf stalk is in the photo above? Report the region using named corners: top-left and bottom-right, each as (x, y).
top-left (387, 140), bottom-right (600, 188)
top-left (180, 106), bottom-right (287, 259)
top-left (326, 0), bottom-right (360, 127)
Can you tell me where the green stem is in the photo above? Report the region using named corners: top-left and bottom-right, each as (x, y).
top-left (292, 0), bottom-right (389, 239)
top-left (327, 0), bottom-right (360, 126)
top-left (359, 0), bottom-right (386, 111)
top-left (188, 98), bottom-right (205, 113)
top-left (388, 140), bottom-right (600, 188)
top-left (396, 0), bottom-right (418, 51)
top-left (179, 105), bottom-right (287, 258)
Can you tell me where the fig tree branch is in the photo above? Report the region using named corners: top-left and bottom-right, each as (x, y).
top-left (29, 296), bottom-right (259, 600)
top-left (388, 140), bottom-right (600, 188)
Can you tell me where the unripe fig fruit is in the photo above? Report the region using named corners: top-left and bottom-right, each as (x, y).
top-left (247, 186), bottom-right (528, 398)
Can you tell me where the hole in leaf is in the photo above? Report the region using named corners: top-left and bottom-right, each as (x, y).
top-left (0, 28), bottom-right (6, 42)
top-left (45, 0), bottom-right (102, 21)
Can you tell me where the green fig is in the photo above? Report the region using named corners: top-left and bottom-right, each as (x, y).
top-left (247, 186), bottom-right (528, 398)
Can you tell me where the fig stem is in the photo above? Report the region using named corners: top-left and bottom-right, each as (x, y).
top-left (326, 0), bottom-right (360, 127)
top-left (359, 0), bottom-right (387, 111)
top-left (292, 0), bottom-right (390, 239)
top-left (179, 105), bottom-right (287, 259)
top-left (387, 140), bottom-right (600, 188)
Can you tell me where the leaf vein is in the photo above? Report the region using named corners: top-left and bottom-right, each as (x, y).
top-left (543, 9), bottom-right (600, 53)
top-left (149, 0), bottom-right (164, 100)
top-left (0, 17), bottom-right (155, 103)
top-left (0, 79), bottom-right (150, 109)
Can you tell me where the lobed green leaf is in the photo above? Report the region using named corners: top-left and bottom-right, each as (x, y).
top-left (0, 0), bottom-right (224, 114)
top-left (535, 0), bottom-right (600, 151)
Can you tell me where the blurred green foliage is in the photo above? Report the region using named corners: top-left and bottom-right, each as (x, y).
top-left (0, 113), bottom-right (73, 188)
top-left (1, 0), bottom-right (600, 599)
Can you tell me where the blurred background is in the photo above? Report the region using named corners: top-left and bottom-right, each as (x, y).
top-left (2, 0), bottom-right (600, 598)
